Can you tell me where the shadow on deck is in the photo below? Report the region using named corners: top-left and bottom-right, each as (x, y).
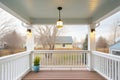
top-left (22, 70), bottom-right (106, 80)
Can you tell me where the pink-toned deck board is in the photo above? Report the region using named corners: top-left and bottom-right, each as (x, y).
top-left (22, 70), bottom-right (106, 80)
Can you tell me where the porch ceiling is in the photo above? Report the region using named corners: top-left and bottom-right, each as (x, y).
top-left (0, 0), bottom-right (120, 24)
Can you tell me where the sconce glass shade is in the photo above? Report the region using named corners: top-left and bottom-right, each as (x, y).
top-left (56, 20), bottom-right (63, 28)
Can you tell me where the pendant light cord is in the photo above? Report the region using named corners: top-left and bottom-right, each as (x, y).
top-left (58, 7), bottom-right (62, 21)
top-left (59, 10), bottom-right (61, 20)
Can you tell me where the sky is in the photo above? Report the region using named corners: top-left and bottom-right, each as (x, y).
top-left (96, 11), bottom-right (120, 41)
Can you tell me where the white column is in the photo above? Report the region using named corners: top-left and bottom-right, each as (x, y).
top-left (26, 28), bottom-right (34, 51)
top-left (25, 26), bottom-right (34, 71)
top-left (88, 24), bottom-right (96, 51)
top-left (87, 23), bottom-right (96, 71)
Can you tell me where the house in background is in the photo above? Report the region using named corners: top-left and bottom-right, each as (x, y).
top-left (109, 41), bottom-right (120, 56)
top-left (0, 41), bottom-right (7, 49)
top-left (55, 36), bottom-right (73, 48)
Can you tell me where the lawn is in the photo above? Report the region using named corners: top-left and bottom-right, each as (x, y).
top-left (0, 49), bottom-right (25, 57)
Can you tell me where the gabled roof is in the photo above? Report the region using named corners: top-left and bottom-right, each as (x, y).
top-left (109, 41), bottom-right (120, 49)
top-left (116, 37), bottom-right (120, 42)
top-left (55, 36), bottom-right (73, 44)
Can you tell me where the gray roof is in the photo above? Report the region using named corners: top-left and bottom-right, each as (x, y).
top-left (55, 36), bottom-right (73, 44)
top-left (116, 37), bottom-right (120, 42)
top-left (109, 41), bottom-right (120, 49)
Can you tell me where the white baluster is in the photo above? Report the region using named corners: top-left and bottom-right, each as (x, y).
top-left (118, 62), bottom-right (120, 80)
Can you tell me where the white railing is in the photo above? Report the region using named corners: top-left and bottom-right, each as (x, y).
top-left (0, 51), bottom-right (31, 80)
top-left (33, 50), bottom-right (90, 69)
top-left (3, 50), bottom-right (120, 80)
top-left (0, 50), bottom-right (90, 80)
top-left (93, 51), bottom-right (120, 80)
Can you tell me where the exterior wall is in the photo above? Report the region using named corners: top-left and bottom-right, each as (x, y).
top-left (0, 44), bottom-right (4, 49)
top-left (55, 44), bottom-right (73, 48)
top-left (35, 44), bottom-right (73, 49)
top-left (109, 48), bottom-right (112, 54)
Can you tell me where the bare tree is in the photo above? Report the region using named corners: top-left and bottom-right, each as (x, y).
top-left (3, 30), bottom-right (25, 49)
top-left (0, 20), bottom-right (15, 41)
top-left (0, 8), bottom-right (16, 42)
top-left (35, 25), bottom-right (59, 50)
top-left (96, 36), bottom-right (108, 52)
top-left (108, 20), bottom-right (120, 45)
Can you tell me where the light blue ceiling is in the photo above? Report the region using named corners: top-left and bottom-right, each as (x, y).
top-left (0, 0), bottom-right (120, 24)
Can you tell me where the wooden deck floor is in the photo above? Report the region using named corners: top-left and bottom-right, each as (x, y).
top-left (22, 70), bottom-right (106, 80)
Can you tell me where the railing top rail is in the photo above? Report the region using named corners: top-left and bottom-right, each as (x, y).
top-left (0, 51), bottom-right (31, 63)
top-left (34, 50), bottom-right (90, 52)
top-left (34, 50), bottom-right (90, 53)
top-left (93, 51), bottom-right (120, 61)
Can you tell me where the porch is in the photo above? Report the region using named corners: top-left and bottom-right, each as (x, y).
top-left (0, 0), bottom-right (120, 80)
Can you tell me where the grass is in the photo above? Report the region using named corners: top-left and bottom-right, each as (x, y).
top-left (0, 49), bottom-right (25, 57)
top-left (96, 48), bottom-right (109, 53)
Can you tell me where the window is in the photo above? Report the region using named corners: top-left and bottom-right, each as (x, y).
top-left (62, 43), bottom-right (65, 47)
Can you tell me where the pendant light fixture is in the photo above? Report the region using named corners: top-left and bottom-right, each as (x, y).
top-left (56, 7), bottom-right (63, 28)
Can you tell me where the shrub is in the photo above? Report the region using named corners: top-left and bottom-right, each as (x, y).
top-left (34, 56), bottom-right (40, 66)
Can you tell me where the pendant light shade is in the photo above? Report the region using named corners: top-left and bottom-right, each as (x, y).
top-left (57, 20), bottom-right (63, 28)
top-left (56, 7), bottom-right (63, 28)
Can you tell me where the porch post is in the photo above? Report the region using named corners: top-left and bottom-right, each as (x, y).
top-left (26, 28), bottom-right (34, 51)
top-left (26, 27), bottom-right (34, 70)
top-left (88, 23), bottom-right (96, 71)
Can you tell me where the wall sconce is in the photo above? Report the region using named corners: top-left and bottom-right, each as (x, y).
top-left (27, 29), bottom-right (32, 36)
top-left (91, 29), bottom-right (95, 32)
top-left (27, 29), bottom-right (31, 33)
